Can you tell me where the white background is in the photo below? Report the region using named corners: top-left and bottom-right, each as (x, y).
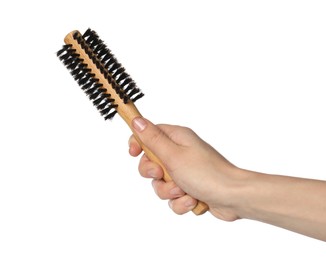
top-left (0, 0), bottom-right (325, 259)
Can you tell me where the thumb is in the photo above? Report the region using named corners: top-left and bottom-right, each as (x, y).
top-left (132, 117), bottom-right (177, 164)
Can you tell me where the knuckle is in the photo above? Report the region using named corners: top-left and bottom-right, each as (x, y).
top-left (174, 207), bottom-right (187, 215)
top-left (148, 129), bottom-right (164, 145)
top-left (152, 181), bottom-right (168, 199)
top-left (156, 187), bottom-right (166, 199)
top-left (138, 161), bottom-right (147, 177)
top-left (138, 165), bottom-right (146, 178)
top-left (169, 200), bottom-right (186, 215)
top-left (180, 126), bottom-right (194, 135)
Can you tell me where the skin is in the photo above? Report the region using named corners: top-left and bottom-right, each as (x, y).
top-left (129, 117), bottom-right (326, 241)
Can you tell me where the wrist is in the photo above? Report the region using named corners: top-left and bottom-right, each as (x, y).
top-left (205, 164), bottom-right (255, 221)
top-left (220, 167), bottom-right (258, 220)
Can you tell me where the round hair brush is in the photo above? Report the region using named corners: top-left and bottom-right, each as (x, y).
top-left (57, 28), bottom-right (208, 215)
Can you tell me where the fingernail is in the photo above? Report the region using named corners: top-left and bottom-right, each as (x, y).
top-left (185, 199), bottom-right (196, 208)
top-left (148, 169), bottom-right (158, 178)
top-left (132, 117), bottom-right (147, 132)
top-left (170, 187), bottom-right (184, 196)
top-left (168, 200), bottom-right (173, 209)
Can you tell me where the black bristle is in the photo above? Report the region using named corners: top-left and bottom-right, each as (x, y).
top-left (56, 44), bottom-right (72, 57)
top-left (89, 88), bottom-right (106, 100)
top-left (67, 61), bottom-right (79, 70)
top-left (71, 67), bottom-right (81, 76)
top-left (104, 110), bottom-right (118, 120)
top-left (128, 88), bottom-right (140, 99)
top-left (132, 93), bottom-right (145, 103)
top-left (81, 81), bottom-right (93, 90)
top-left (100, 106), bottom-right (114, 115)
top-left (116, 72), bottom-right (129, 83)
top-left (120, 77), bottom-right (133, 88)
top-left (112, 67), bottom-right (125, 78)
top-left (93, 96), bottom-right (106, 106)
top-left (107, 62), bottom-right (120, 74)
top-left (82, 28), bottom-right (92, 38)
top-left (100, 104), bottom-right (118, 120)
top-left (73, 70), bottom-right (86, 80)
top-left (101, 53), bottom-right (111, 64)
top-left (97, 101), bottom-right (110, 110)
top-left (124, 82), bottom-right (136, 93)
top-left (85, 85), bottom-right (99, 95)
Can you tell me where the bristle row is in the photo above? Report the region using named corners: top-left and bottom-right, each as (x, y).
top-left (72, 32), bottom-right (130, 104)
top-left (57, 45), bottom-right (118, 120)
top-left (82, 29), bottom-right (144, 103)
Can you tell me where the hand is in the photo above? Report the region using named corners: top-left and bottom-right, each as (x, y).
top-left (129, 117), bottom-right (242, 221)
top-left (128, 117), bottom-right (326, 241)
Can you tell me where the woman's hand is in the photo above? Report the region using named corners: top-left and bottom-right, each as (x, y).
top-left (129, 117), bottom-right (242, 221)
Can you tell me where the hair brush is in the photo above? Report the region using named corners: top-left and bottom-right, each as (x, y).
top-left (57, 28), bottom-right (208, 215)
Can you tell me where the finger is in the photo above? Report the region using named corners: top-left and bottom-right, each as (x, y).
top-left (152, 179), bottom-right (185, 200)
top-left (128, 135), bottom-right (142, 157)
top-left (168, 195), bottom-right (197, 215)
top-left (156, 124), bottom-right (197, 147)
top-left (132, 117), bottom-right (178, 165)
top-left (138, 154), bottom-right (164, 179)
